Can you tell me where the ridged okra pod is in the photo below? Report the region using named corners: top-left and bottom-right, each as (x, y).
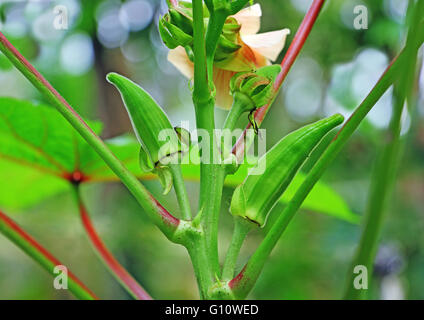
top-left (107, 72), bottom-right (188, 195)
top-left (230, 114), bottom-right (345, 227)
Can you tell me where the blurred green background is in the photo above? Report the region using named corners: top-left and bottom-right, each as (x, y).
top-left (0, 0), bottom-right (423, 299)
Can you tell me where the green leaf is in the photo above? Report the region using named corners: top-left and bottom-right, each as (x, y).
top-left (0, 159), bottom-right (70, 210)
top-left (81, 135), bottom-right (144, 182)
top-left (0, 97), bottom-right (142, 210)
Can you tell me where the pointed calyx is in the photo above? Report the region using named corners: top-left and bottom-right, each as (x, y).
top-left (160, 2), bottom-right (194, 50)
top-left (222, 65), bottom-right (282, 136)
top-left (230, 64), bottom-right (281, 110)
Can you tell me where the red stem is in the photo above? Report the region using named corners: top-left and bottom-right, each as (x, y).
top-left (274, 0), bottom-right (326, 92)
top-left (0, 210), bottom-right (98, 300)
top-left (232, 0), bottom-right (326, 157)
top-left (76, 190), bottom-right (152, 300)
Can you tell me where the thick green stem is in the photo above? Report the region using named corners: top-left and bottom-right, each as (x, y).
top-left (191, 0), bottom-right (223, 291)
top-left (229, 48), bottom-right (408, 300)
top-left (223, 93), bottom-right (254, 132)
top-left (205, 10), bottom-right (228, 81)
top-left (186, 233), bottom-right (214, 299)
top-left (169, 164), bottom-right (192, 220)
top-left (344, 1), bottom-right (423, 299)
top-left (199, 163), bottom-right (226, 275)
top-left (0, 210), bottom-right (97, 300)
top-left (192, 0), bottom-right (210, 102)
top-left (221, 217), bottom-right (251, 280)
top-left (0, 32), bottom-right (180, 240)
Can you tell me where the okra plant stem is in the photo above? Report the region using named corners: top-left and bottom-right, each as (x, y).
top-left (169, 164), bottom-right (193, 220)
top-left (223, 94), bottom-right (254, 132)
top-left (185, 234), bottom-right (215, 299)
top-left (221, 218), bottom-right (251, 280)
top-left (205, 9), bottom-right (228, 81)
top-left (344, 0), bottom-right (424, 299)
top-left (0, 210), bottom-right (97, 300)
top-left (191, 0), bottom-right (223, 291)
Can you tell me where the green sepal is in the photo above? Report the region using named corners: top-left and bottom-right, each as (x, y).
top-left (222, 17), bottom-right (241, 38)
top-left (159, 14), bottom-right (193, 49)
top-left (139, 147), bottom-right (155, 173)
top-left (169, 8), bottom-right (193, 35)
top-left (214, 17), bottom-right (242, 62)
top-left (230, 65), bottom-right (282, 109)
top-left (217, 34), bottom-right (242, 54)
top-left (185, 46), bottom-right (195, 62)
top-left (157, 166), bottom-right (173, 195)
top-left (159, 18), bottom-right (179, 49)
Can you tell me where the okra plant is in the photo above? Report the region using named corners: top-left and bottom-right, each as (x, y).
top-left (0, 0), bottom-right (423, 300)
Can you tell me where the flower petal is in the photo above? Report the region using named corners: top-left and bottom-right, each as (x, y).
top-left (233, 3), bottom-right (262, 36)
top-left (214, 68), bottom-right (236, 110)
top-left (168, 46), bottom-right (194, 78)
top-left (241, 29), bottom-right (290, 62)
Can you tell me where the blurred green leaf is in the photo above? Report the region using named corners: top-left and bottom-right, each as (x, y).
top-left (0, 159), bottom-right (69, 210)
top-left (0, 98), bottom-right (142, 210)
top-left (0, 97), bottom-right (102, 174)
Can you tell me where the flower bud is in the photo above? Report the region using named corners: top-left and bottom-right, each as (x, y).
top-left (159, 10), bottom-right (193, 50)
top-left (161, 3), bottom-right (247, 66)
top-left (230, 114), bottom-right (345, 227)
top-left (107, 72), bottom-right (187, 194)
top-left (215, 17), bottom-right (243, 63)
top-left (230, 65), bottom-right (281, 110)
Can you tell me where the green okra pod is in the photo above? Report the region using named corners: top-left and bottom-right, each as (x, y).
top-left (230, 114), bottom-right (345, 227)
top-left (107, 72), bottom-right (187, 194)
